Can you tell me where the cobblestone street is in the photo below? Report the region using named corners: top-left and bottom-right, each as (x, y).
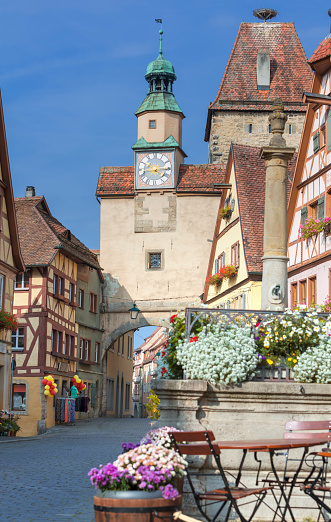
top-left (0, 418), bottom-right (151, 522)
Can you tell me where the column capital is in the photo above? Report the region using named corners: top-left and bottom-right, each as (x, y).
top-left (259, 146), bottom-right (296, 161)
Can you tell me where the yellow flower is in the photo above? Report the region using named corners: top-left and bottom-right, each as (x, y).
top-left (266, 359), bottom-right (274, 365)
top-left (293, 359), bottom-right (297, 363)
top-left (288, 357), bottom-right (292, 361)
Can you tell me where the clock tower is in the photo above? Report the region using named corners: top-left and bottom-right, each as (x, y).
top-left (133, 25), bottom-right (186, 190)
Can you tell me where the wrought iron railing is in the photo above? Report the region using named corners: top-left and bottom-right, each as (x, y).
top-left (185, 308), bottom-right (330, 382)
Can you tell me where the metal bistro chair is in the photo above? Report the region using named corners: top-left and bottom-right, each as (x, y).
top-left (170, 430), bottom-right (272, 522)
top-left (302, 451), bottom-right (331, 517)
top-left (282, 421), bottom-right (331, 484)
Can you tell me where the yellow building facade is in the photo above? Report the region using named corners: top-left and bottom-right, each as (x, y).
top-left (105, 331), bottom-right (134, 417)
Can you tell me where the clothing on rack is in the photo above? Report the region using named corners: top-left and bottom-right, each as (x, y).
top-left (55, 397), bottom-right (75, 423)
top-left (75, 396), bottom-right (90, 412)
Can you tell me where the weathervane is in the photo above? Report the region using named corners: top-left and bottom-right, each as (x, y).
top-left (253, 8), bottom-right (278, 22)
top-left (155, 19), bottom-right (163, 55)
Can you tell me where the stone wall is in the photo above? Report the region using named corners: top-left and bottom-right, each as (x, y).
top-left (152, 379), bottom-right (331, 520)
top-left (209, 111), bottom-right (306, 166)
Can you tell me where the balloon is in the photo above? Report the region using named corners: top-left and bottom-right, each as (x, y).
top-left (76, 378), bottom-right (81, 384)
top-left (42, 379), bottom-right (47, 385)
top-left (44, 390), bottom-right (50, 396)
top-left (82, 385), bottom-right (86, 390)
top-left (50, 390), bottom-right (56, 396)
top-left (45, 385), bottom-right (50, 390)
top-left (74, 375), bottom-right (78, 379)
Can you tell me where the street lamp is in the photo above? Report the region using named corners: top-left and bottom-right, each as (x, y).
top-left (129, 302), bottom-right (140, 320)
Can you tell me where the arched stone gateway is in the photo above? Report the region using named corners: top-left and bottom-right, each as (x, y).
top-left (101, 314), bottom-right (171, 357)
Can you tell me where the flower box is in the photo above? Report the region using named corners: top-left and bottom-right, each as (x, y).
top-left (219, 206), bottom-right (232, 220)
top-left (324, 221), bottom-right (331, 237)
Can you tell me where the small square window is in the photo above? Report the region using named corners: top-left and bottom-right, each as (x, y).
top-left (148, 253), bottom-right (161, 269)
top-left (149, 120), bottom-right (156, 129)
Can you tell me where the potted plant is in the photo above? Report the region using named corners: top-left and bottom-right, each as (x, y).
top-left (0, 411), bottom-right (21, 436)
top-left (0, 311), bottom-right (19, 331)
top-left (219, 205), bottom-right (232, 219)
top-left (299, 218), bottom-right (323, 240)
top-left (221, 264), bottom-right (238, 279)
top-left (89, 442), bottom-right (187, 521)
top-left (323, 217), bottom-right (331, 236)
top-left (205, 272), bottom-right (223, 286)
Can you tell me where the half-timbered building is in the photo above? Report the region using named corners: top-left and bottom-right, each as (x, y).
top-left (0, 95), bottom-right (25, 411)
top-left (288, 35), bottom-right (331, 307)
top-left (12, 190), bottom-right (102, 436)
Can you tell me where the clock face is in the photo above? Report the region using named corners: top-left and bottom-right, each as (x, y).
top-left (138, 153), bottom-right (172, 187)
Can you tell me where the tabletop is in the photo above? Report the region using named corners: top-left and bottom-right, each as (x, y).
top-left (214, 437), bottom-right (330, 451)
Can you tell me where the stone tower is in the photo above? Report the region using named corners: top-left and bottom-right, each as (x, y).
top-left (205, 21), bottom-right (313, 166)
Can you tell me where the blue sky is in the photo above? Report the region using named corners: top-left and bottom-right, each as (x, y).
top-left (3, 0), bottom-right (331, 254)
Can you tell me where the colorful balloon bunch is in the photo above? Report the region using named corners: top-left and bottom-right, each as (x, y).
top-left (71, 374), bottom-right (86, 392)
top-left (42, 375), bottom-right (58, 397)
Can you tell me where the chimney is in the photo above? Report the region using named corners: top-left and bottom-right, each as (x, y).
top-left (25, 186), bottom-right (35, 197)
top-left (257, 50), bottom-right (270, 90)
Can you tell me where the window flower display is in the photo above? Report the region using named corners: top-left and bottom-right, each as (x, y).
top-left (299, 217), bottom-right (323, 240)
top-left (0, 311), bottom-right (18, 331)
top-left (219, 206), bottom-right (232, 219)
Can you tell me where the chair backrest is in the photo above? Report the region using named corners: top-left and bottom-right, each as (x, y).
top-left (170, 430), bottom-right (220, 455)
top-left (284, 420), bottom-right (331, 440)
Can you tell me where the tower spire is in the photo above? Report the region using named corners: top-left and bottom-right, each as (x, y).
top-left (155, 19), bottom-right (163, 56)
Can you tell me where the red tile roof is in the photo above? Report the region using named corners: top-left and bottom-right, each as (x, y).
top-left (209, 23), bottom-right (312, 112)
top-left (176, 164), bottom-right (226, 192)
top-left (96, 164), bottom-right (226, 195)
top-left (232, 143), bottom-right (297, 273)
top-left (309, 36), bottom-right (331, 65)
top-left (96, 167), bottom-right (135, 196)
top-left (14, 196), bottom-right (102, 271)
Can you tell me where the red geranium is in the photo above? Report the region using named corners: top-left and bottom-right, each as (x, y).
top-left (170, 314), bottom-right (177, 324)
top-left (161, 367), bottom-right (167, 376)
top-left (161, 351), bottom-right (166, 357)
top-left (189, 336), bottom-right (199, 343)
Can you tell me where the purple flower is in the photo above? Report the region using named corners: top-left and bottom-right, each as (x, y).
top-left (162, 484), bottom-right (179, 501)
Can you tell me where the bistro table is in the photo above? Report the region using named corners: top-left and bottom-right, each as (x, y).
top-left (214, 437), bottom-right (331, 522)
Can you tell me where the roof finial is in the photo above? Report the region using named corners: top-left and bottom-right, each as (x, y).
top-left (155, 18), bottom-right (163, 55)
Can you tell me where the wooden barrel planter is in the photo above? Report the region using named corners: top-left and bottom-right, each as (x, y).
top-left (94, 490), bottom-right (182, 522)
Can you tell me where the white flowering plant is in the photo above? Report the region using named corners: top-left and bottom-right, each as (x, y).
top-left (255, 308), bottom-right (330, 369)
top-left (176, 324), bottom-right (259, 385)
top-left (294, 336), bottom-right (331, 383)
top-left (140, 426), bottom-right (183, 449)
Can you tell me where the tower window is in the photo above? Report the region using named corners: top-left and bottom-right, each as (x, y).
top-left (269, 124), bottom-right (272, 133)
top-left (149, 120), bottom-right (156, 129)
top-left (249, 124), bottom-right (253, 134)
top-left (146, 251), bottom-right (164, 270)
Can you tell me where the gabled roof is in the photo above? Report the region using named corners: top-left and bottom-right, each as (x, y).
top-left (233, 143), bottom-right (296, 273)
top-left (0, 92), bottom-right (24, 272)
top-left (206, 143), bottom-right (297, 290)
top-left (96, 164), bottom-right (226, 196)
top-left (14, 196), bottom-right (102, 274)
top-left (132, 135), bottom-right (186, 157)
top-left (205, 22), bottom-right (312, 140)
top-left (309, 35), bottom-right (331, 65)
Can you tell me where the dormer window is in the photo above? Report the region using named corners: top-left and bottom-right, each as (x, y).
top-left (149, 120), bottom-right (156, 129)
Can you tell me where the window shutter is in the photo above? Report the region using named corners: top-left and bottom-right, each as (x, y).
top-left (231, 199), bottom-right (235, 212)
top-left (222, 252), bottom-right (225, 267)
top-left (91, 383), bottom-right (96, 407)
top-left (236, 243), bottom-right (239, 267)
top-left (214, 259), bottom-right (218, 273)
top-left (301, 206), bottom-right (308, 224)
top-left (318, 195), bottom-right (325, 220)
top-left (327, 110), bottom-right (331, 152)
top-left (224, 197), bottom-right (229, 207)
top-left (313, 131), bottom-right (320, 153)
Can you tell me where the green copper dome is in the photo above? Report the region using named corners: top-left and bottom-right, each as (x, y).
top-left (146, 54), bottom-right (176, 78)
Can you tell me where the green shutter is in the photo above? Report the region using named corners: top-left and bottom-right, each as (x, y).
top-left (318, 195), bottom-right (325, 220)
top-left (91, 382), bottom-right (96, 407)
top-left (301, 206), bottom-right (308, 224)
top-left (327, 110), bottom-right (331, 152)
top-left (313, 132), bottom-right (320, 153)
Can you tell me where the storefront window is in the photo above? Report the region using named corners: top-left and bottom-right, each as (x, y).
top-left (13, 383), bottom-right (26, 411)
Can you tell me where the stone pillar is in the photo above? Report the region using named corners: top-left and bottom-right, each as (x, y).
top-left (260, 99), bottom-right (295, 310)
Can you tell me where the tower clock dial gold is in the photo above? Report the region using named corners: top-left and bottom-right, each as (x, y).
top-left (138, 153), bottom-right (172, 186)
